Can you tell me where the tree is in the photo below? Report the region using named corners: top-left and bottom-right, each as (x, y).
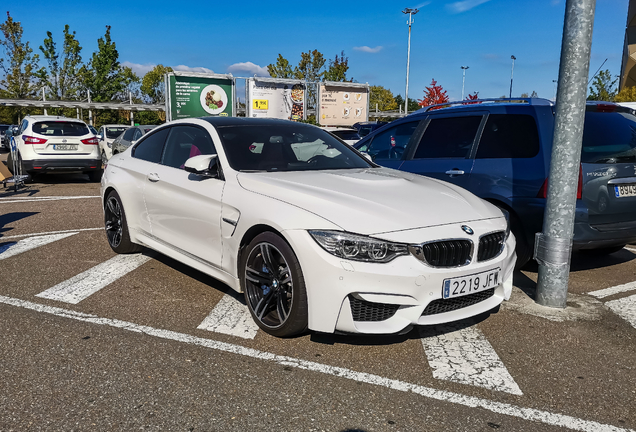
top-left (39, 25), bottom-right (83, 102)
top-left (587, 69), bottom-right (617, 101)
top-left (369, 85), bottom-right (397, 112)
top-left (0, 12), bottom-right (44, 121)
top-left (614, 86), bottom-right (636, 102)
top-left (520, 92), bottom-right (529, 98)
top-left (463, 92), bottom-right (480, 105)
top-left (81, 25), bottom-right (128, 103)
top-left (417, 79), bottom-right (449, 107)
top-left (323, 51), bottom-right (351, 82)
top-left (530, 90), bottom-right (538, 98)
top-left (141, 64), bottom-right (173, 104)
top-left (395, 94), bottom-right (420, 112)
top-left (267, 54), bottom-right (293, 78)
top-left (294, 49), bottom-right (325, 109)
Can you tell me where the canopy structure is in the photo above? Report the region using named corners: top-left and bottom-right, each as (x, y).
top-left (0, 99), bottom-right (165, 111)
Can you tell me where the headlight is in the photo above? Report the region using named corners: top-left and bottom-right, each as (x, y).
top-left (308, 230), bottom-right (409, 263)
top-left (500, 209), bottom-right (511, 240)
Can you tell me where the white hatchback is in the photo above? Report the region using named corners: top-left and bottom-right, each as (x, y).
top-left (101, 117), bottom-right (516, 337)
top-left (9, 115), bottom-right (102, 182)
top-left (97, 124), bottom-right (130, 163)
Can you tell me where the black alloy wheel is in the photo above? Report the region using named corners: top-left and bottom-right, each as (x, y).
top-left (242, 232), bottom-right (307, 337)
top-left (104, 191), bottom-right (142, 254)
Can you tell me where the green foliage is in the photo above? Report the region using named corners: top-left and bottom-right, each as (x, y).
top-left (39, 25), bottom-right (83, 101)
top-left (267, 54), bottom-right (294, 79)
top-left (141, 64), bottom-right (173, 103)
top-left (323, 51), bottom-right (351, 82)
top-left (0, 12), bottom-right (44, 121)
top-left (395, 94), bottom-right (420, 112)
top-left (520, 92), bottom-right (529, 98)
top-left (614, 86), bottom-right (636, 102)
top-left (369, 85), bottom-right (397, 112)
top-left (587, 69), bottom-right (617, 101)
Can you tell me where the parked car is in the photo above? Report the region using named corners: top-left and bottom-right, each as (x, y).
top-left (102, 117), bottom-right (515, 337)
top-left (353, 120), bottom-right (389, 138)
top-left (354, 98), bottom-right (636, 267)
top-left (97, 124), bottom-right (130, 163)
top-left (88, 125), bottom-right (98, 136)
top-left (111, 125), bottom-right (157, 156)
top-left (7, 115), bottom-right (102, 182)
top-left (320, 127), bottom-right (361, 145)
top-left (0, 124), bottom-right (10, 150)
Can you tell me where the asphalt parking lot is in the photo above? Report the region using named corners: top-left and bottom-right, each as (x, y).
top-left (1, 152), bottom-right (635, 431)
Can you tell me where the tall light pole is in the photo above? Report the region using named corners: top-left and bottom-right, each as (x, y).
top-left (552, 79), bottom-right (558, 101)
top-left (509, 55), bottom-right (516, 98)
top-left (403, 8), bottom-right (419, 115)
top-left (461, 66), bottom-right (469, 100)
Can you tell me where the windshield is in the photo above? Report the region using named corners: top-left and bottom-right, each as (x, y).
top-left (106, 127), bottom-right (128, 139)
top-left (32, 121), bottom-right (89, 137)
top-left (582, 109), bottom-right (636, 163)
top-left (217, 124), bottom-right (373, 172)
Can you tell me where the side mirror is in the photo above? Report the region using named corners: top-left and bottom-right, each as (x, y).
top-left (184, 154), bottom-right (220, 179)
top-left (97, 134), bottom-right (103, 140)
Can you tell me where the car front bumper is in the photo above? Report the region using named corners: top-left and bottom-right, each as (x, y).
top-left (284, 218), bottom-right (516, 335)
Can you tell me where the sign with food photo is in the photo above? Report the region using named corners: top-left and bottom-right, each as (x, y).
top-left (318, 83), bottom-right (369, 126)
top-left (247, 78), bottom-right (306, 121)
top-left (166, 73), bottom-right (235, 121)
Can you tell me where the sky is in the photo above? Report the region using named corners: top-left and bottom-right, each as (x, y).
top-left (3, 0), bottom-right (629, 103)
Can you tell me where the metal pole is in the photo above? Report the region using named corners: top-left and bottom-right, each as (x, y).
top-left (130, 92), bottom-right (134, 126)
top-left (42, 88), bottom-right (47, 116)
top-left (552, 79), bottom-right (558, 101)
top-left (88, 90), bottom-right (93, 126)
top-left (403, 8), bottom-right (419, 115)
top-left (509, 56), bottom-right (516, 98)
top-left (461, 66), bottom-right (469, 100)
top-left (535, 0), bottom-right (596, 308)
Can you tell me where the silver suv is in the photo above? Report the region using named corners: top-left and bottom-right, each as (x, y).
top-left (7, 115), bottom-right (102, 182)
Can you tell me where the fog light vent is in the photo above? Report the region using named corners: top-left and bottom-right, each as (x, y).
top-left (349, 295), bottom-right (399, 322)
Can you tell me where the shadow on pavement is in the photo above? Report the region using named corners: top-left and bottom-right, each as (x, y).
top-left (0, 211), bottom-right (39, 237)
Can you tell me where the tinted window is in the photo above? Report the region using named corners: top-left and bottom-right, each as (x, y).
top-left (476, 114), bottom-right (540, 159)
top-left (162, 126), bottom-right (217, 169)
top-left (218, 124), bottom-right (372, 172)
top-left (0, 125), bottom-right (10, 132)
top-left (20, 120), bottom-right (28, 133)
top-left (133, 129), bottom-right (142, 141)
top-left (32, 121), bottom-right (89, 136)
top-left (414, 116), bottom-right (482, 159)
top-left (133, 128), bottom-right (169, 163)
top-left (581, 110), bottom-right (636, 163)
top-left (123, 128), bottom-right (135, 141)
top-left (106, 127), bottom-right (128, 139)
top-left (331, 130), bottom-right (360, 140)
top-left (361, 121), bottom-right (419, 160)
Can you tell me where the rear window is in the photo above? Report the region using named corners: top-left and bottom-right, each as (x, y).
top-left (331, 130), bottom-right (360, 140)
top-left (106, 127), bottom-right (128, 139)
top-left (32, 121), bottom-right (89, 137)
top-left (581, 110), bottom-right (636, 163)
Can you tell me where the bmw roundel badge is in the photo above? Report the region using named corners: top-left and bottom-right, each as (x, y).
top-left (461, 225), bottom-right (474, 235)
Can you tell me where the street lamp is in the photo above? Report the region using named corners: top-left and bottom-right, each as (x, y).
top-left (552, 79), bottom-right (558, 101)
top-left (509, 55), bottom-right (516, 98)
top-left (403, 7), bottom-right (419, 115)
top-left (461, 66), bottom-right (469, 100)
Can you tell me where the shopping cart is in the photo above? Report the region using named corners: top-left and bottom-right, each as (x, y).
top-left (3, 135), bottom-right (28, 192)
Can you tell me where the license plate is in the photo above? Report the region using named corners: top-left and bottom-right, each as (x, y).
top-left (615, 184), bottom-right (636, 198)
top-left (53, 144), bottom-right (78, 150)
top-left (443, 268), bottom-right (501, 299)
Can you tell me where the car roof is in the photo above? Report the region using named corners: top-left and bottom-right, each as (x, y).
top-left (201, 117), bottom-right (319, 128)
top-left (321, 127), bottom-right (358, 132)
top-left (102, 124), bottom-right (130, 128)
top-left (25, 115), bottom-right (88, 123)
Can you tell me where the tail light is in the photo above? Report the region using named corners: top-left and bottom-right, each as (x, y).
top-left (81, 137), bottom-right (99, 145)
top-left (595, 103), bottom-right (616, 113)
top-left (537, 166), bottom-right (583, 200)
top-left (23, 135), bottom-right (48, 145)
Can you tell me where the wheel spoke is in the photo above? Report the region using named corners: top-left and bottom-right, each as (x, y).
top-left (260, 244), bottom-right (276, 273)
top-left (255, 290), bottom-right (276, 320)
top-left (107, 198), bottom-right (120, 217)
top-left (245, 265), bottom-right (271, 285)
top-left (276, 291), bottom-right (290, 322)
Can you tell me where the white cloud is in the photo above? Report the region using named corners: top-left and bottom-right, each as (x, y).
top-left (447, 0), bottom-right (491, 13)
top-left (353, 46), bottom-right (383, 54)
top-left (172, 65), bottom-right (214, 74)
top-left (226, 61), bottom-right (270, 77)
top-left (412, 1), bottom-right (432, 8)
top-left (121, 61), bottom-right (156, 76)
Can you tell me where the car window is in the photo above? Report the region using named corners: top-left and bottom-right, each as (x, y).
top-left (133, 128), bottom-right (169, 164)
top-left (162, 125), bottom-right (217, 169)
top-left (581, 109), bottom-right (636, 163)
top-left (359, 121), bottom-right (419, 160)
top-left (32, 121), bottom-right (90, 136)
top-left (475, 114), bottom-right (540, 159)
top-left (133, 129), bottom-right (142, 141)
top-left (123, 128), bottom-right (135, 141)
top-left (20, 119), bottom-right (28, 133)
top-left (331, 130), bottom-right (360, 141)
top-left (413, 116), bottom-right (482, 159)
top-left (106, 127), bottom-right (128, 139)
top-left (218, 124), bottom-right (372, 172)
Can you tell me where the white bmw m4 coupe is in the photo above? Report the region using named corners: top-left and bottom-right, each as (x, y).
top-left (101, 117), bottom-right (516, 337)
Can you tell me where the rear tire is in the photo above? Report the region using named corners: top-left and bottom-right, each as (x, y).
top-left (494, 205), bottom-right (531, 270)
top-left (104, 190), bottom-right (143, 254)
top-left (88, 170), bottom-right (103, 182)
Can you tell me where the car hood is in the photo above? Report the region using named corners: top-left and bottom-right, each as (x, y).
top-left (236, 168), bottom-right (500, 235)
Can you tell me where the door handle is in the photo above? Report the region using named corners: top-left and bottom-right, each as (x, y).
top-left (147, 172), bottom-right (160, 182)
top-left (445, 169), bottom-right (465, 176)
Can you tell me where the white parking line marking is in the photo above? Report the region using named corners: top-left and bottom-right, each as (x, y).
top-left (420, 325), bottom-right (522, 395)
top-left (588, 281), bottom-right (636, 299)
top-left (197, 293), bottom-right (259, 339)
top-left (2, 227), bottom-right (102, 240)
top-left (625, 247), bottom-right (636, 253)
top-left (0, 195), bottom-right (100, 204)
top-left (606, 294), bottom-right (636, 330)
top-left (0, 232), bottom-right (78, 260)
top-left (36, 253), bottom-right (152, 304)
top-left (0, 295), bottom-right (628, 432)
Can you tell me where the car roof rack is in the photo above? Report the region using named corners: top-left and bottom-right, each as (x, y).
top-left (417, 97), bottom-right (554, 113)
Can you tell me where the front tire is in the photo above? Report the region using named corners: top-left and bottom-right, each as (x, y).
top-left (88, 169), bottom-right (103, 182)
top-left (104, 190), bottom-right (142, 254)
top-left (241, 232), bottom-right (308, 337)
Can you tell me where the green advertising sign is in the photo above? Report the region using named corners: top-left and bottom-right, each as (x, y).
top-left (166, 73), bottom-right (234, 120)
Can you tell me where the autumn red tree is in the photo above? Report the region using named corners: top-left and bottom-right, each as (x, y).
top-left (463, 92), bottom-right (480, 105)
top-left (418, 79), bottom-right (449, 107)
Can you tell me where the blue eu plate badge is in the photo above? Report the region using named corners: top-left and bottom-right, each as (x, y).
top-left (443, 280), bottom-right (450, 298)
